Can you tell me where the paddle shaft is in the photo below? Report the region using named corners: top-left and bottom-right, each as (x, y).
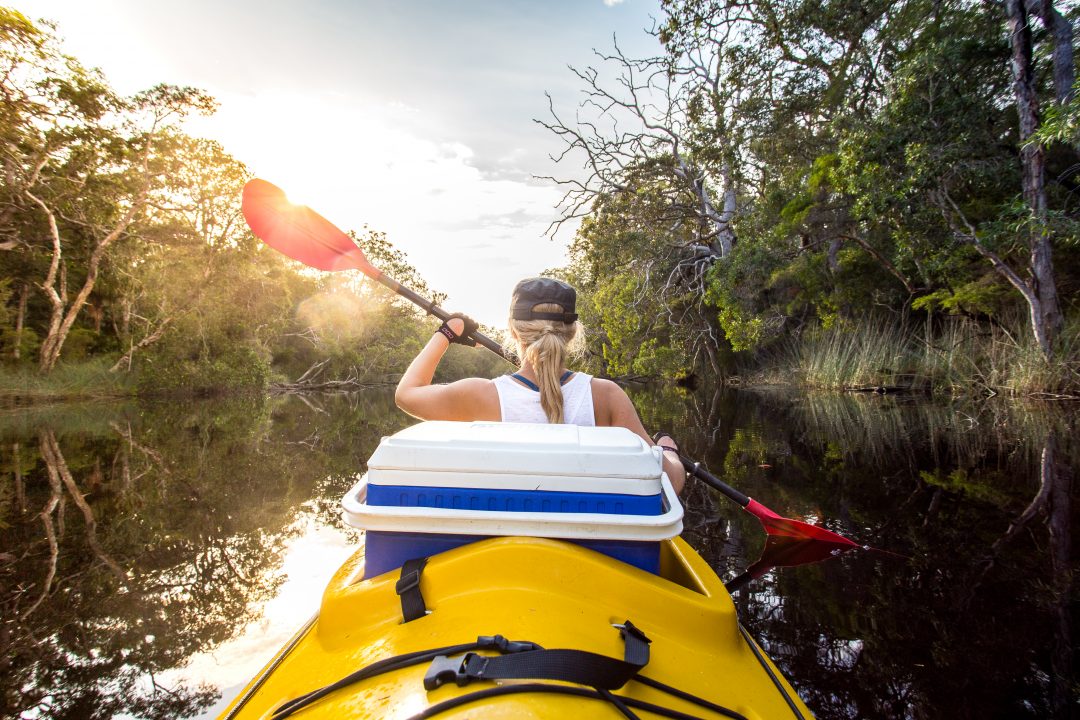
top-left (372, 273), bottom-right (512, 362)
top-left (675, 453), bottom-right (751, 507)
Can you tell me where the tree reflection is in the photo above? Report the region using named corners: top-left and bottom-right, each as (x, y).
top-left (1, 392), bottom-right (405, 719)
top-left (634, 388), bottom-right (1076, 718)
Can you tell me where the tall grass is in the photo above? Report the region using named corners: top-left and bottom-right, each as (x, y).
top-left (0, 357), bottom-right (135, 404)
top-left (780, 321), bottom-right (917, 389)
top-left (752, 312), bottom-right (1080, 397)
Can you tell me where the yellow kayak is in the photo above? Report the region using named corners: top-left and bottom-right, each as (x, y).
top-left (219, 535), bottom-right (814, 719)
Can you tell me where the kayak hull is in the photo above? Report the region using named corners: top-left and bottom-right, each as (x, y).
top-left (220, 536), bottom-right (813, 719)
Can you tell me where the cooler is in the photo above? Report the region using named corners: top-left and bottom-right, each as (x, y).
top-left (342, 421), bottom-right (683, 577)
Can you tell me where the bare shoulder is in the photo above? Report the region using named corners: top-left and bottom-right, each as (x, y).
top-left (590, 377), bottom-right (635, 427)
top-left (589, 376), bottom-right (624, 399)
top-left (447, 376), bottom-right (500, 421)
top-left (448, 377), bottom-right (496, 392)
top-left (445, 376), bottom-right (499, 405)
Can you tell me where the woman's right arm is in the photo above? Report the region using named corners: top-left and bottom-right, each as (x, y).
top-left (395, 318), bottom-right (495, 421)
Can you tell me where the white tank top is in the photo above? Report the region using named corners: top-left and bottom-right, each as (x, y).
top-left (492, 372), bottom-right (596, 425)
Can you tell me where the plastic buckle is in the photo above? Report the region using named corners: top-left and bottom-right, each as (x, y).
top-left (477, 635), bottom-right (540, 654)
top-left (616, 620), bottom-right (651, 646)
top-left (395, 569), bottom-right (421, 596)
top-left (424, 653), bottom-right (476, 691)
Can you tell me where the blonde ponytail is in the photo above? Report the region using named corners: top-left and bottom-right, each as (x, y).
top-left (508, 303), bottom-right (583, 423)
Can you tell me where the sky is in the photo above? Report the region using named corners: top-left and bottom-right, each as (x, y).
top-left (17, 0), bottom-right (663, 325)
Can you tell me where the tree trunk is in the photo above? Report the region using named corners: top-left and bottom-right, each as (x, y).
top-left (30, 190), bottom-right (144, 372)
top-left (1005, 0), bottom-right (1062, 356)
top-left (1027, 0), bottom-right (1076, 104)
top-left (716, 162), bottom-right (737, 258)
top-left (826, 237), bottom-right (841, 274)
top-left (13, 282), bottom-right (27, 361)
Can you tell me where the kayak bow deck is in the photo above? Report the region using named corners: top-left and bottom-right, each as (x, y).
top-left (221, 536), bottom-right (812, 719)
top-left (220, 422), bottom-right (813, 719)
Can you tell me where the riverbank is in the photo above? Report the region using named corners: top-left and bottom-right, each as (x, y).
top-left (7, 316), bottom-right (1080, 406)
top-left (736, 316), bottom-right (1080, 399)
top-left (0, 359), bottom-right (137, 406)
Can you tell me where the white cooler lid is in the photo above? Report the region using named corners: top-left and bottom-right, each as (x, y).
top-left (367, 422), bottom-right (663, 491)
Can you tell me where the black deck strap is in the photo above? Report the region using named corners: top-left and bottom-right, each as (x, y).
top-left (407, 683), bottom-right (711, 720)
top-left (425, 620), bottom-right (650, 691)
top-left (396, 557), bottom-right (429, 623)
top-left (738, 624), bottom-right (806, 720)
top-left (618, 620), bottom-right (651, 666)
top-left (271, 635), bottom-right (542, 719)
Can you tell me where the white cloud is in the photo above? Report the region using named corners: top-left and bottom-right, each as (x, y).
top-left (604, 0), bottom-right (628, 6)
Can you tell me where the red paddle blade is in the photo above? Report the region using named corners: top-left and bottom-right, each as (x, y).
top-left (745, 499), bottom-right (861, 547)
top-left (726, 536), bottom-right (856, 593)
top-left (241, 179), bottom-right (376, 275)
top-left (752, 536), bottom-right (855, 571)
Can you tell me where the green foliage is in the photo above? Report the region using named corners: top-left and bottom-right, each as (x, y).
top-left (552, 0), bottom-right (1079, 390)
top-left (1033, 80), bottom-right (1080, 146)
top-left (138, 343), bottom-right (271, 394)
top-left (910, 279), bottom-right (1013, 317)
top-left (562, 182), bottom-right (720, 379)
top-left (0, 12), bottom-right (455, 397)
top-left (58, 327), bottom-right (99, 361)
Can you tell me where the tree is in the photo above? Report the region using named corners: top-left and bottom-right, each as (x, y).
top-left (936, 0), bottom-right (1069, 359)
top-left (30, 84), bottom-right (216, 372)
top-left (0, 10), bottom-right (217, 372)
top-left (548, 0), bottom-right (1078, 383)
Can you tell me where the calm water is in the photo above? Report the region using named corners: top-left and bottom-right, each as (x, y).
top-left (1, 388), bottom-right (1075, 719)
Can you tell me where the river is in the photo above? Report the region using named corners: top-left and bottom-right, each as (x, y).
top-left (1, 388), bottom-right (1075, 718)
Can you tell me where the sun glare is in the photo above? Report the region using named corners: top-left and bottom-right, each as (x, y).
top-left (296, 287), bottom-right (378, 342)
top-left (184, 89), bottom-right (568, 325)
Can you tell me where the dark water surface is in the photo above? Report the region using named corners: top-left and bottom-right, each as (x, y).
top-left (1, 389), bottom-right (1076, 719)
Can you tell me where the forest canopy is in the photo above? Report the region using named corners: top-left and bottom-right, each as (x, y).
top-left (0, 8), bottom-right (500, 396)
top-left (2, 3), bottom-right (1079, 398)
top-left (545, 0), bottom-right (1080, 395)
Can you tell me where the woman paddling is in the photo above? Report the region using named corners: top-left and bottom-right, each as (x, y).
top-left (395, 277), bottom-right (686, 493)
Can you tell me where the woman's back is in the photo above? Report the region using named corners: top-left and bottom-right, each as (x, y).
top-left (492, 372), bottom-right (595, 425)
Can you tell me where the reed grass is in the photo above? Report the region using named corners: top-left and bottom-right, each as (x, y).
top-left (0, 358), bottom-right (135, 404)
top-left (750, 312), bottom-right (1080, 397)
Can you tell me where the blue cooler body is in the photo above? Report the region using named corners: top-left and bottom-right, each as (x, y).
top-left (344, 421), bottom-right (682, 577)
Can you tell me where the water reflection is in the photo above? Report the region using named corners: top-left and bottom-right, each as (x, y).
top-left (724, 537), bottom-right (857, 595)
top-left (0, 393), bottom-right (404, 719)
top-left (1, 389), bottom-right (1075, 719)
top-left (649, 390), bottom-right (1078, 719)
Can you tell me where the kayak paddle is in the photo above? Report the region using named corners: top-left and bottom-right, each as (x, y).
top-left (724, 536), bottom-right (856, 593)
top-left (679, 450), bottom-right (860, 547)
top-left (242, 177), bottom-right (860, 547)
top-left (240, 179), bottom-right (512, 362)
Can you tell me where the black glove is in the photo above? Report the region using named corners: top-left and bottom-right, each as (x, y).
top-left (436, 312), bottom-right (479, 346)
top-left (651, 431), bottom-right (680, 454)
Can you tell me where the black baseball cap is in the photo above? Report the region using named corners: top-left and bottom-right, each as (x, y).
top-left (510, 278), bottom-right (578, 322)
